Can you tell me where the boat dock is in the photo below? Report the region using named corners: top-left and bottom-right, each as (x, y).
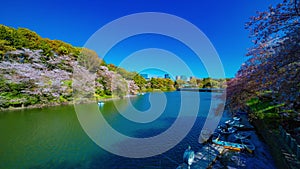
top-left (173, 144), bottom-right (225, 169)
top-left (191, 144), bottom-right (225, 168)
top-left (177, 144), bottom-right (225, 169)
top-left (177, 114), bottom-right (257, 169)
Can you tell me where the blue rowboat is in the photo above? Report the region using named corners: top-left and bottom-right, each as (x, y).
top-left (98, 101), bottom-right (104, 106)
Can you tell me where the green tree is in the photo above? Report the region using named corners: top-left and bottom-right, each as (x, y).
top-left (116, 67), bottom-right (136, 80)
top-left (57, 46), bottom-right (68, 55)
top-left (38, 39), bottom-right (53, 57)
top-left (175, 79), bottom-right (186, 89)
top-left (0, 24), bottom-right (81, 58)
top-left (107, 64), bottom-right (117, 71)
top-left (202, 77), bottom-right (211, 88)
top-left (164, 78), bottom-right (175, 91)
top-left (15, 28), bottom-right (41, 49)
top-left (0, 39), bottom-right (15, 58)
top-left (0, 25), bottom-right (15, 49)
top-left (150, 78), bottom-right (159, 89)
top-left (218, 79), bottom-right (227, 88)
top-left (150, 78), bottom-right (175, 91)
top-left (196, 79), bottom-right (204, 88)
top-left (189, 77), bottom-right (197, 87)
top-left (133, 74), bottom-right (146, 91)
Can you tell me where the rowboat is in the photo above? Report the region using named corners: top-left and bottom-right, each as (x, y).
top-left (183, 146), bottom-right (194, 166)
top-left (233, 116), bottom-right (241, 121)
top-left (232, 124), bottom-right (245, 129)
top-left (98, 101), bottom-right (104, 106)
top-left (225, 119), bottom-right (235, 125)
top-left (242, 139), bottom-right (255, 153)
top-left (212, 138), bottom-right (244, 151)
top-left (212, 137), bottom-right (255, 153)
top-left (217, 125), bottom-right (237, 134)
top-left (234, 132), bottom-right (251, 140)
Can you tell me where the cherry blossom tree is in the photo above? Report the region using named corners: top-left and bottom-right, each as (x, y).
top-left (226, 0), bottom-right (300, 118)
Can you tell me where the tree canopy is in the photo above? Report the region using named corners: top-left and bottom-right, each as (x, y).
top-left (226, 0), bottom-right (299, 119)
top-left (0, 25), bottom-right (80, 59)
top-left (78, 48), bottom-right (103, 73)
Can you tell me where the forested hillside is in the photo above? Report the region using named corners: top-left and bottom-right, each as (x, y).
top-left (0, 24), bottom-right (229, 109)
top-left (0, 25), bottom-right (142, 109)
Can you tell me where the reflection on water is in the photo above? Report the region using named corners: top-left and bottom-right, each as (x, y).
top-left (0, 91), bottom-right (214, 169)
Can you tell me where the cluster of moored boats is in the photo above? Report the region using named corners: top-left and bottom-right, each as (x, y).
top-left (178, 114), bottom-right (256, 168)
top-left (211, 115), bottom-right (255, 153)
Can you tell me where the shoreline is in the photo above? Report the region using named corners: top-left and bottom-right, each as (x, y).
top-left (0, 91), bottom-right (183, 112)
top-left (0, 90), bottom-right (211, 112)
top-left (0, 101), bottom-right (74, 112)
top-left (0, 94), bottom-right (138, 112)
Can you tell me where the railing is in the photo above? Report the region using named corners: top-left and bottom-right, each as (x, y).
top-left (279, 125), bottom-right (300, 160)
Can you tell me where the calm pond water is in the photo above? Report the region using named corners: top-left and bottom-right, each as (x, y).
top-left (0, 91), bottom-right (274, 169)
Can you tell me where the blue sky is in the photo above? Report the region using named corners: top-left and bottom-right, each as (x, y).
top-left (0, 0), bottom-right (282, 78)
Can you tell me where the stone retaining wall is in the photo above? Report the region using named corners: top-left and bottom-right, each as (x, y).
top-left (279, 125), bottom-right (300, 160)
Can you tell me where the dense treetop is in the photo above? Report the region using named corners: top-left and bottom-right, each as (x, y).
top-left (0, 25), bottom-right (81, 58)
top-left (226, 0), bottom-right (299, 120)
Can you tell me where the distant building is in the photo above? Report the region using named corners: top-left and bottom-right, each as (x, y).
top-left (165, 74), bottom-right (171, 79)
top-left (140, 74), bottom-right (149, 80)
top-left (176, 75), bottom-right (191, 81)
top-left (180, 75), bottom-right (188, 81)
